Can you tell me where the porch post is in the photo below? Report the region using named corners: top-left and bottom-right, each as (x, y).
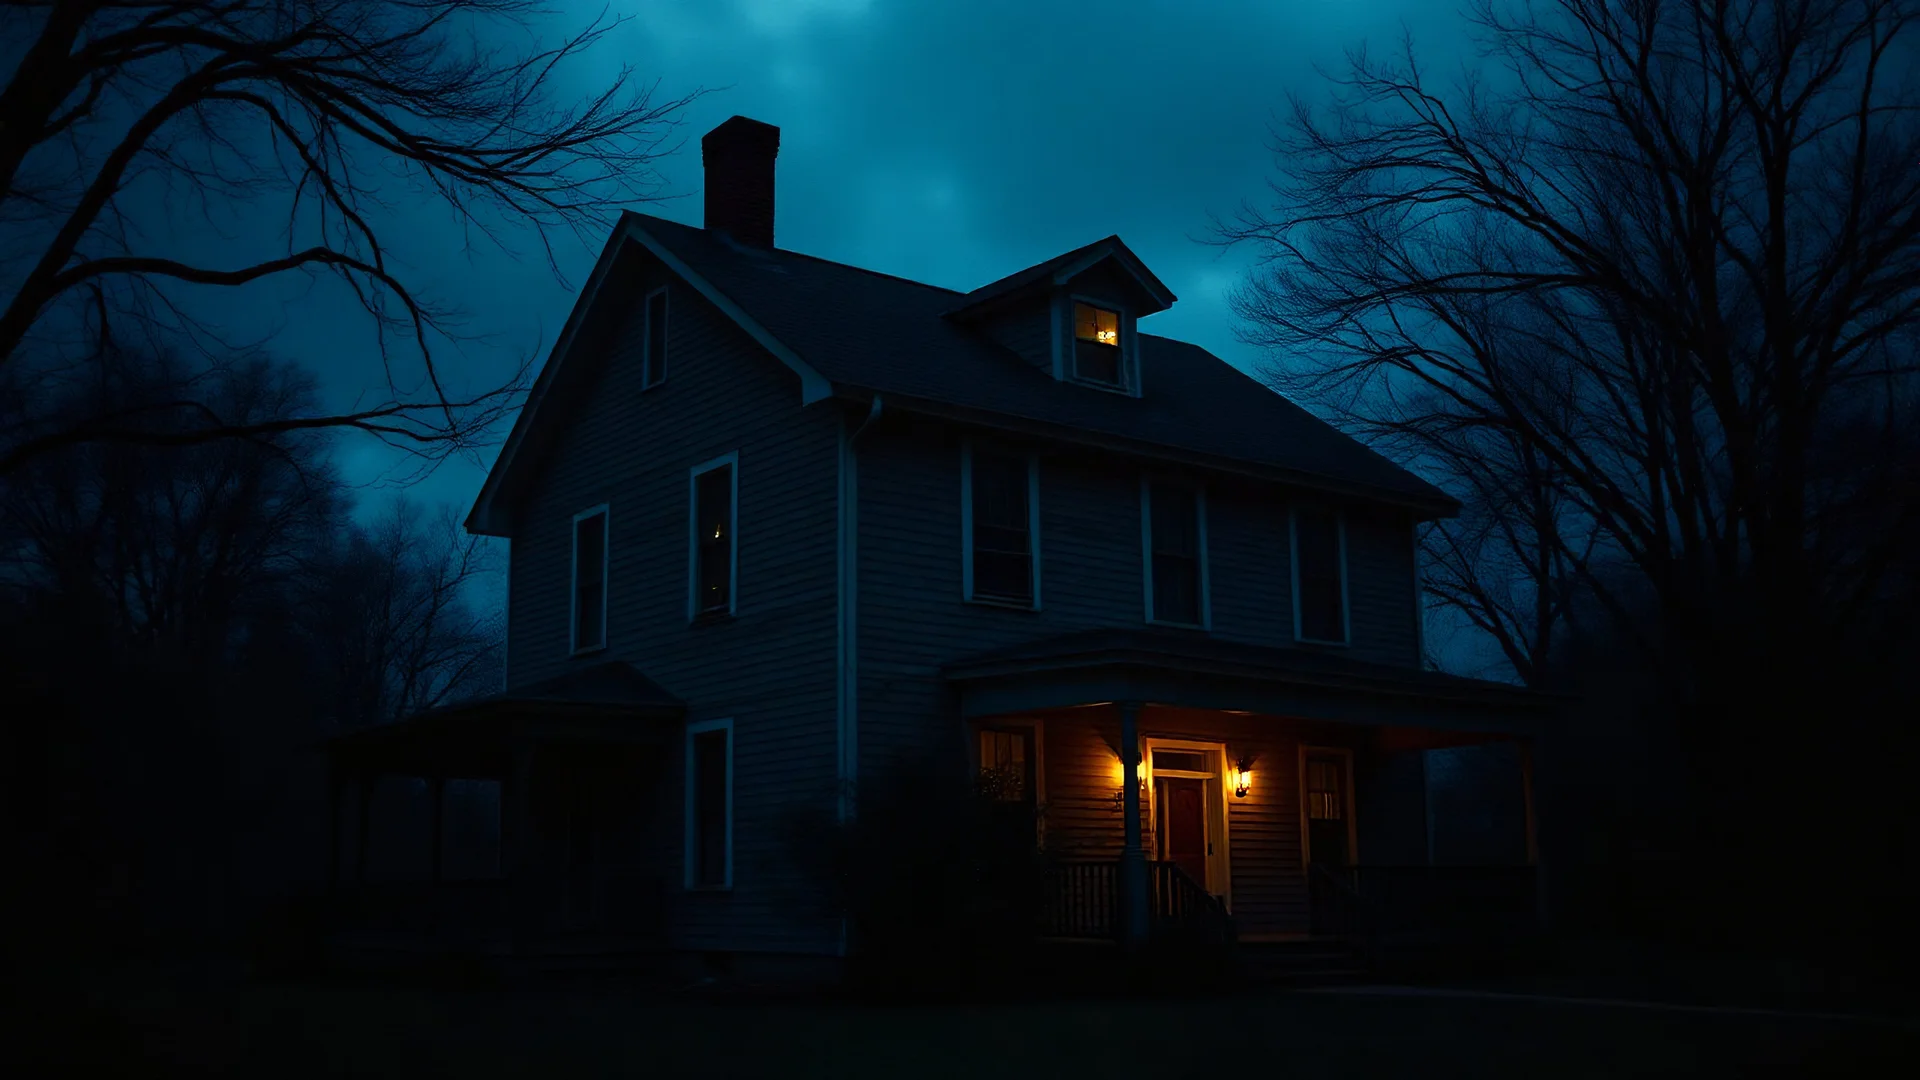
top-left (1118, 700), bottom-right (1149, 949)
top-left (429, 776), bottom-right (447, 884)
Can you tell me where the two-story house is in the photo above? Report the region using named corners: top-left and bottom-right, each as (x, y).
top-left (326, 116), bottom-right (1554, 984)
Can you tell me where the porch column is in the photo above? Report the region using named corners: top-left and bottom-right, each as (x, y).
top-left (1118, 700), bottom-right (1149, 949)
top-left (429, 776), bottom-right (447, 883)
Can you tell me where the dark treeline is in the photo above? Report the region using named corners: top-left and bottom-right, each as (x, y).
top-left (0, 343), bottom-right (502, 964)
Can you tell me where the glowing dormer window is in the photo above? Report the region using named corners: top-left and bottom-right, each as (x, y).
top-left (1073, 302), bottom-right (1123, 386)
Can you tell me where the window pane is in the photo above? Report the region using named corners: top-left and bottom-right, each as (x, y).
top-left (696, 466), bottom-right (732, 613)
top-left (978, 729), bottom-right (1031, 804)
top-left (1073, 303), bottom-right (1119, 344)
top-left (645, 290), bottom-right (668, 384)
top-left (971, 452), bottom-right (1033, 603)
top-left (693, 730), bottom-right (728, 886)
top-left (1074, 338), bottom-right (1121, 384)
top-left (574, 513), bottom-right (606, 649)
top-left (1151, 484), bottom-right (1197, 556)
top-left (1295, 508), bottom-right (1344, 641)
top-left (1153, 750), bottom-right (1207, 773)
top-left (1153, 553), bottom-right (1201, 624)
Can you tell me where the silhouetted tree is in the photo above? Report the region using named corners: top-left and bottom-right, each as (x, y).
top-left (0, 0), bottom-right (702, 475)
top-left (1223, 0), bottom-right (1920, 967)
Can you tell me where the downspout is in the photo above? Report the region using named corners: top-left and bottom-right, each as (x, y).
top-left (836, 394), bottom-right (882, 958)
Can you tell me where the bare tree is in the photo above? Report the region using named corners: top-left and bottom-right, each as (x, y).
top-left (0, 0), bottom-right (701, 475)
top-left (303, 498), bottom-right (502, 729)
top-left (1222, 0), bottom-right (1920, 694)
top-left (1220, 0), bottom-right (1920, 952)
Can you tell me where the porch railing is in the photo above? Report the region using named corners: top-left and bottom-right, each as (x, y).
top-left (1039, 861), bottom-right (1120, 939)
top-left (1037, 860), bottom-right (1235, 944)
top-left (1147, 861), bottom-right (1236, 945)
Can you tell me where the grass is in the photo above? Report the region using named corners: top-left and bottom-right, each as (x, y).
top-left (11, 967), bottom-right (1918, 1079)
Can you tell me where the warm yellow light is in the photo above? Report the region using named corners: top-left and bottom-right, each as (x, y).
top-left (1097, 329), bottom-right (1118, 345)
top-left (1232, 763), bottom-right (1252, 799)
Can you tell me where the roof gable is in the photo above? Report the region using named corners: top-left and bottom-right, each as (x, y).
top-left (464, 213), bottom-right (832, 537)
top-left (942, 235), bottom-right (1177, 320)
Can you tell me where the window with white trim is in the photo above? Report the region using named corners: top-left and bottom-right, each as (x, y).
top-left (570, 506), bottom-right (609, 653)
top-left (685, 718), bottom-right (732, 889)
top-left (963, 444), bottom-right (1040, 607)
top-left (641, 287), bottom-right (669, 388)
top-left (689, 454), bottom-right (738, 618)
top-left (1292, 505), bottom-right (1348, 644)
top-left (1145, 480), bottom-right (1206, 627)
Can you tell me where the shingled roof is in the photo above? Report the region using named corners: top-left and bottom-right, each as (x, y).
top-left (468, 211), bottom-right (1457, 535)
top-left (636, 214), bottom-right (1449, 502)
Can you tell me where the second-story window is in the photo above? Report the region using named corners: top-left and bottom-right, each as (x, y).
top-left (642, 287), bottom-right (669, 388)
top-left (689, 454), bottom-right (738, 618)
top-left (1146, 480), bottom-right (1206, 626)
top-left (1072, 302), bottom-right (1123, 387)
top-left (1293, 505), bottom-right (1348, 644)
top-left (571, 505), bottom-right (609, 653)
top-left (965, 445), bottom-right (1038, 607)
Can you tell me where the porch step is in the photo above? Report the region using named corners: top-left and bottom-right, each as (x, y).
top-left (1238, 939), bottom-right (1372, 988)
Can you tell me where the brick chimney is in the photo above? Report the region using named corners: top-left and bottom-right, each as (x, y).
top-left (702, 116), bottom-right (780, 248)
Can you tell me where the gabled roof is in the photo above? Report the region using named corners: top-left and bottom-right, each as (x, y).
top-left (941, 234), bottom-right (1177, 319)
top-left (467, 211), bottom-right (1459, 536)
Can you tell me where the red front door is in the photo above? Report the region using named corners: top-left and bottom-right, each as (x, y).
top-left (1160, 777), bottom-right (1209, 887)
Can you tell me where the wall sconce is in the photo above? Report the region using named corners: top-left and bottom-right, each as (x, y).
top-left (1231, 757), bottom-right (1254, 799)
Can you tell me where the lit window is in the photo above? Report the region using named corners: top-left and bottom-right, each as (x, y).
top-left (1072, 302), bottom-right (1123, 386)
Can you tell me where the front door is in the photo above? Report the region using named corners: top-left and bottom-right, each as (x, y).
top-left (1157, 777), bottom-right (1209, 887)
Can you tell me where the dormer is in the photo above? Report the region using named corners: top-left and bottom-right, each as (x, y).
top-left (944, 236), bottom-right (1176, 397)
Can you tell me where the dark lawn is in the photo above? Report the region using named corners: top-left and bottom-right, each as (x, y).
top-left (12, 973), bottom-right (1918, 1079)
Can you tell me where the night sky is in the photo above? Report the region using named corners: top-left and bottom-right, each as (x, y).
top-left (269, 0), bottom-right (1470, 505)
top-left (146, 0), bottom-right (1482, 660)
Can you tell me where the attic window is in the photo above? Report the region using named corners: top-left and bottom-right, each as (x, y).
top-left (1073, 302), bottom-right (1123, 386)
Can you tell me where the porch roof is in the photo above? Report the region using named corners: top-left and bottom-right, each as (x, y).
top-left (942, 628), bottom-right (1564, 735)
top-left (325, 661), bottom-right (685, 779)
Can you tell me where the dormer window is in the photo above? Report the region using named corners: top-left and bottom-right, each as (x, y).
top-left (1073, 302), bottom-right (1124, 386)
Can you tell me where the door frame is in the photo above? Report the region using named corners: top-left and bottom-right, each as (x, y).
top-left (1297, 744), bottom-right (1359, 867)
top-left (1143, 737), bottom-right (1233, 907)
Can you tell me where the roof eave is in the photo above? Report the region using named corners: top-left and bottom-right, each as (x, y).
top-left (847, 389), bottom-right (1458, 518)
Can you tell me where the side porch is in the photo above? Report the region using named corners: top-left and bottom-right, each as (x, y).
top-left (317, 662), bottom-right (686, 974)
top-left (945, 630), bottom-right (1558, 971)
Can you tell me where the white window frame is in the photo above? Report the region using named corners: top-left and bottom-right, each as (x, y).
top-left (1057, 294), bottom-right (1138, 395)
top-left (1289, 504), bottom-right (1350, 646)
top-left (687, 451), bottom-right (740, 620)
top-left (960, 439), bottom-right (1043, 610)
top-left (641, 285), bottom-right (669, 390)
top-left (569, 503), bottom-right (610, 655)
top-left (684, 716), bottom-right (734, 890)
top-left (1141, 476), bottom-right (1212, 629)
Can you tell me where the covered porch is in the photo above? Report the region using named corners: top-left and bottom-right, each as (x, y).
top-left (321, 662), bottom-right (685, 968)
top-left (945, 630), bottom-right (1557, 957)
